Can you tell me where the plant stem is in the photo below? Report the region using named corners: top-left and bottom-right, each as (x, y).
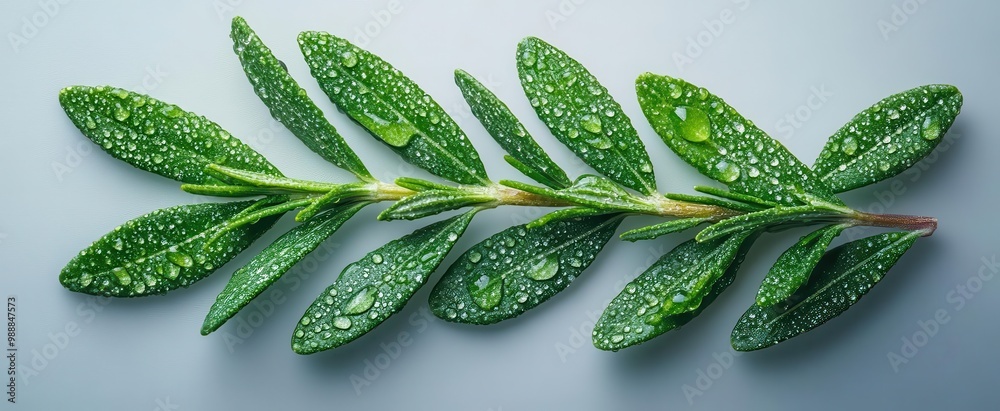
top-left (851, 211), bottom-right (938, 236)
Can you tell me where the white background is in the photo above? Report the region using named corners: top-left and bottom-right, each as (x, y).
top-left (1, 1), bottom-right (998, 410)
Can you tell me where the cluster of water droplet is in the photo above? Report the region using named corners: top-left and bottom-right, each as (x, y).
top-left (59, 202), bottom-right (262, 297)
top-left (637, 74), bottom-right (838, 206)
top-left (297, 32), bottom-right (488, 185)
top-left (517, 37), bottom-right (655, 194)
top-left (430, 216), bottom-right (619, 325)
top-left (292, 214), bottom-right (469, 353)
top-left (813, 84), bottom-right (961, 191)
top-left (59, 86), bottom-right (281, 184)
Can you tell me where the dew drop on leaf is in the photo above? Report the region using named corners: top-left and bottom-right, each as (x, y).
top-left (332, 316), bottom-right (352, 330)
top-left (676, 106), bottom-right (711, 143)
top-left (343, 286), bottom-right (376, 315)
top-left (528, 254), bottom-right (559, 281)
top-left (921, 116), bottom-right (941, 140)
top-left (166, 251), bottom-right (194, 268)
top-left (580, 114), bottom-right (603, 134)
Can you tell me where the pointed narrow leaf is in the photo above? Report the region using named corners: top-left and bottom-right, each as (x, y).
top-left (664, 193), bottom-right (764, 213)
top-left (526, 207), bottom-right (609, 229)
top-left (378, 189), bottom-right (495, 221)
top-left (60, 201), bottom-right (279, 297)
top-left (755, 224), bottom-right (848, 307)
top-left (696, 205), bottom-right (840, 242)
top-left (231, 17), bottom-right (371, 180)
top-left (517, 37), bottom-right (656, 195)
top-left (732, 230), bottom-right (921, 351)
top-left (59, 86), bottom-right (281, 184)
top-left (619, 217), bottom-right (710, 242)
top-left (502, 175), bottom-right (656, 213)
top-left (694, 185), bottom-right (779, 208)
top-left (201, 202), bottom-right (366, 335)
top-left (429, 214), bottom-right (623, 325)
top-left (594, 233), bottom-right (757, 351)
top-left (635, 74), bottom-right (841, 206)
top-left (813, 84), bottom-right (962, 192)
top-left (292, 210), bottom-right (477, 353)
top-left (298, 32), bottom-right (489, 185)
top-left (455, 69), bottom-right (571, 189)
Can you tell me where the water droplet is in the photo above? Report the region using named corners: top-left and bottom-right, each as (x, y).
top-left (468, 252), bottom-right (482, 263)
top-left (610, 334), bottom-right (625, 344)
top-left (567, 129), bottom-right (580, 139)
top-left (343, 287), bottom-right (376, 315)
top-left (469, 275), bottom-right (503, 310)
top-left (164, 264), bottom-right (180, 280)
top-left (166, 251), bottom-right (194, 268)
top-left (747, 167), bottom-right (760, 178)
top-left (371, 254), bottom-right (383, 264)
top-left (842, 137), bottom-right (858, 156)
top-left (522, 51), bottom-right (536, 67)
top-left (447, 232), bottom-right (459, 242)
top-left (332, 316), bottom-right (352, 330)
top-left (586, 136), bottom-right (612, 150)
top-left (79, 273), bottom-right (93, 287)
top-left (528, 255), bottom-right (559, 281)
top-left (112, 267), bottom-right (131, 285)
top-left (112, 238), bottom-right (124, 251)
top-left (340, 51), bottom-right (358, 67)
top-left (921, 116), bottom-right (941, 140)
top-left (85, 119), bottom-right (97, 129)
top-left (114, 106), bottom-right (130, 121)
top-left (715, 161), bottom-right (741, 183)
top-left (580, 114), bottom-right (603, 134)
top-left (675, 106), bottom-right (711, 142)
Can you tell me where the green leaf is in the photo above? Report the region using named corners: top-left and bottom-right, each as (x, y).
top-left (455, 69), bottom-right (571, 189)
top-left (59, 86), bottom-right (281, 184)
top-left (526, 207), bottom-right (609, 229)
top-left (230, 17), bottom-right (371, 180)
top-left (619, 217), bottom-right (710, 242)
top-left (60, 201), bottom-right (279, 297)
top-left (696, 205), bottom-right (841, 243)
top-left (664, 193), bottom-right (763, 213)
top-left (298, 32), bottom-right (490, 185)
top-left (813, 84), bottom-right (962, 192)
top-left (429, 214), bottom-right (624, 325)
top-left (292, 210), bottom-right (477, 353)
top-left (732, 230), bottom-right (921, 351)
top-left (755, 224), bottom-right (848, 307)
top-left (517, 37), bottom-right (657, 195)
top-left (635, 74), bottom-right (841, 206)
top-left (503, 175), bottom-right (655, 213)
top-left (693, 185), bottom-right (778, 209)
top-left (594, 233), bottom-right (757, 351)
top-left (378, 189), bottom-right (495, 221)
top-left (201, 202), bottom-right (366, 335)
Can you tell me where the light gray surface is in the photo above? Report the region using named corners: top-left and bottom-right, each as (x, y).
top-left (1, 1), bottom-right (998, 409)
